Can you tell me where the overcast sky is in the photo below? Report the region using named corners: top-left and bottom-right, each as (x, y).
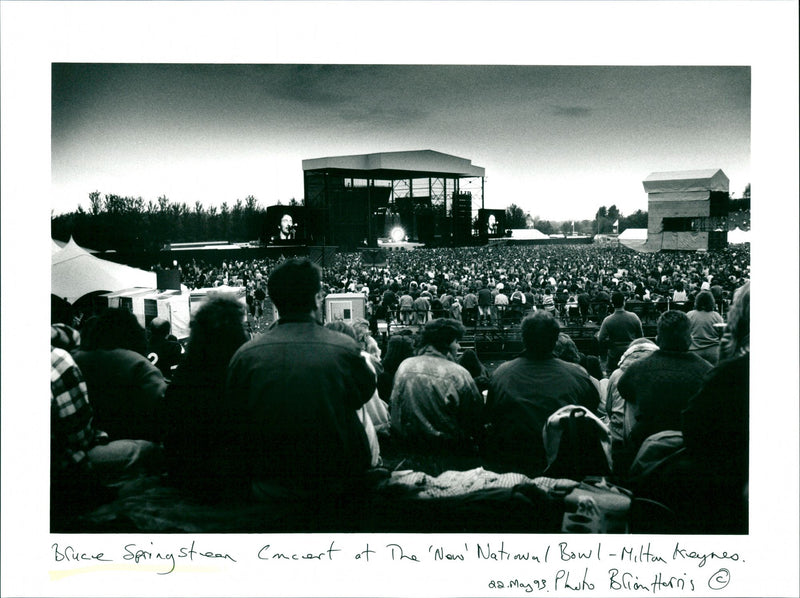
top-left (51, 64), bottom-right (750, 221)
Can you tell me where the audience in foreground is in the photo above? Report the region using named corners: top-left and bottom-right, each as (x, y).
top-left (628, 282), bottom-right (749, 533)
top-left (50, 244), bottom-right (751, 534)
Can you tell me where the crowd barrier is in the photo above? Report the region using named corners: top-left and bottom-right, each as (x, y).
top-left (370, 299), bottom-right (728, 361)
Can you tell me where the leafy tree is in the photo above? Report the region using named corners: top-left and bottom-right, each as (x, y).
top-left (231, 199), bottom-right (244, 240)
top-left (620, 209), bottom-right (648, 230)
top-left (505, 203), bottom-right (529, 229)
top-left (219, 201), bottom-right (230, 240)
top-left (244, 195), bottom-right (259, 240)
top-left (89, 191), bottom-right (102, 216)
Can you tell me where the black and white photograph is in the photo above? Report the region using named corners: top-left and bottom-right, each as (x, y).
top-left (2, 1), bottom-right (798, 597)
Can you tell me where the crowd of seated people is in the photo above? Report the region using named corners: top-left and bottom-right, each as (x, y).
top-left (51, 246), bottom-right (749, 533)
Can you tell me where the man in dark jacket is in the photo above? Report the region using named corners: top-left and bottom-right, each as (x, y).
top-left (484, 311), bottom-right (600, 476)
top-left (618, 309), bottom-right (712, 453)
top-left (224, 258), bottom-right (376, 504)
top-left (477, 281), bottom-right (494, 326)
top-left (597, 291), bottom-right (644, 373)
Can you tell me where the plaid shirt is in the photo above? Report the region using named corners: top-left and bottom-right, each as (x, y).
top-left (51, 347), bottom-right (104, 470)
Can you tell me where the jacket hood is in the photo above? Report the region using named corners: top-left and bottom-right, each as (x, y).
top-left (618, 340), bottom-right (659, 370)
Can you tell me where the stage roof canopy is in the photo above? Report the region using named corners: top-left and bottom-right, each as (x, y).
top-left (642, 169), bottom-right (729, 194)
top-left (303, 150), bottom-right (485, 179)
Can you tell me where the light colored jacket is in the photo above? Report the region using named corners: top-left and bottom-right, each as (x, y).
top-left (602, 340), bottom-right (659, 444)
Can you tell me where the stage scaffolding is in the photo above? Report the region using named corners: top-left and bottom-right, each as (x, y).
top-left (303, 150), bottom-right (485, 248)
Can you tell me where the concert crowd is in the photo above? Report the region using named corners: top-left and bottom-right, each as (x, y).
top-left (51, 243), bottom-right (750, 533)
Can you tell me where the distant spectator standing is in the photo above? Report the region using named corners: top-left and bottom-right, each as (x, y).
top-left (671, 280), bottom-right (688, 303)
top-left (462, 287), bottom-right (479, 326)
top-left (686, 290), bottom-right (724, 365)
top-left (413, 291), bottom-right (431, 325)
top-left (253, 282), bottom-right (267, 319)
top-left (596, 291), bottom-right (644, 374)
top-left (541, 287), bottom-right (556, 315)
top-left (477, 281), bottom-right (494, 325)
top-left (398, 290), bottom-right (414, 325)
top-left (494, 283), bottom-right (509, 323)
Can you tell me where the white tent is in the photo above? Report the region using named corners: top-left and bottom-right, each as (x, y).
top-left (727, 227), bottom-right (751, 244)
top-left (508, 228), bottom-right (550, 240)
top-left (618, 228), bottom-right (647, 240)
top-left (52, 237), bottom-right (157, 304)
top-left (618, 228), bottom-right (649, 251)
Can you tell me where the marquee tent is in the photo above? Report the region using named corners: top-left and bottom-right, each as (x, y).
top-left (727, 227), bottom-right (751, 244)
top-left (618, 228), bottom-right (648, 250)
top-left (508, 228), bottom-right (549, 240)
top-left (52, 237), bottom-right (157, 304)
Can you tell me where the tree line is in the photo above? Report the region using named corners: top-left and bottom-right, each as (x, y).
top-left (51, 192), bottom-right (284, 252)
top-left (52, 185), bottom-right (750, 252)
top-left (504, 203), bottom-right (647, 235)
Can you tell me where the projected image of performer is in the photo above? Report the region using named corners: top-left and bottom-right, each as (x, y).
top-left (271, 213), bottom-right (296, 243)
top-left (487, 214), bottom-right (499, 236)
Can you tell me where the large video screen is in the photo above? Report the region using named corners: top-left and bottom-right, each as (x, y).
top-left (263, 205), bottom-right (307, 245)
top-left (478, 208), bottom-right (506, 238)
